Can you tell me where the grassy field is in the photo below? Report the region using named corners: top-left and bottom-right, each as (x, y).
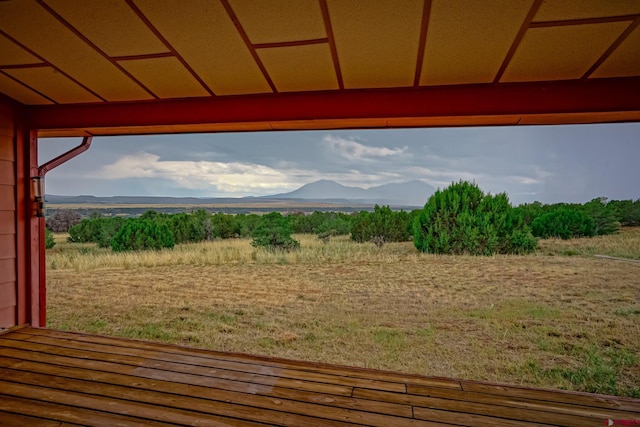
top-left (46, 228), bottom-right (640, 397)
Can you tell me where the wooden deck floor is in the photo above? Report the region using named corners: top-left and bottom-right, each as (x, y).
top-left (0, 327), bottom-right (638, 426)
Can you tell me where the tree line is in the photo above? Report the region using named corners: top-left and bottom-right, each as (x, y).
top-left (45, 181), bottom-right (640, 254)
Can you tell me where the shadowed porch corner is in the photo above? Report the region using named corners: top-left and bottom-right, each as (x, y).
top-left (0, 326), bottom-right (638, 426)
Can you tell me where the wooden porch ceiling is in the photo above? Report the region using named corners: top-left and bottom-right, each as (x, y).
top-left (1, 327), bottom-right (639, 426)
top-left (0, 1), bottom-right (639, 135)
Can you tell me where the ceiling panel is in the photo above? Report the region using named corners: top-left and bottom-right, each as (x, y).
top-left (258, 44), bottom-right (338, 92)
top-left (327, 0), bottom-right (423, 89)
top-left (119, 57), bottom-right (210, 99)
top-left (0, 72), bottom-right (53, 105)
top-left (534, 0), bottom-right (640, 22)
top-left (0, 34), bottom-right (42, 66)
top-left (134, 0), bottom-right (271, 96)
top-left (229, 0), bottom-right (326, 44)
top-left (592, 24), bottom-right (640, 78)
top-left (501, 22), bottom-right (629, 82)
top-left (420, 0), bottom-right (533, 86)
top-left (5, 67), bottom-right (101, 104)
top-left (0, 0), bottom-right (152, 101)
top-left (43, 0), bottom-right (169, 57)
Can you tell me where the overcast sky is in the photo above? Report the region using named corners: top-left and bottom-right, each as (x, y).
top-left (38, 123), bottom-right (640, 205)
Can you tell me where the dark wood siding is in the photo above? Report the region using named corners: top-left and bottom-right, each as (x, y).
top-left (0, 99), bottom-right (17, 328)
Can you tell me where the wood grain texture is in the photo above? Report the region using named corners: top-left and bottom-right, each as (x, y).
top-left (0, 327), bottom-right (638, 426)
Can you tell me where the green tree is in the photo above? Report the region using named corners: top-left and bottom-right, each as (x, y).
top-left (351, 206), bottom-right (411, 244)
top-left (413, 181), bottom-right (536, 255)
top-left (168, 212), bottom-right (209, 244)
top-left (513, 201), bottom-right (545, 227)
top-left (250, 212), bottom-right (299, 252)
top-left (111, 218), bottom-right (175, 252)
top-left (211, 213), bottom-right (238, 239)
top-left (67, 215), bottom-right (125, 248)
top-left (235, 214), bottom-right (261, 237)
top-left (609, 199), bottom-right (640, 226)
top-left (531, 208), bottom-right (596, 239)
top-left (288, 211), bottom-right (324, 234)
top-left (192, 209), bottom-right (215, 240)
top-left (45, 228), bottom-right (56, 249)
top-left (582, 198), bottom-right (620, 235)
top-left (315, 214), bottom-right (351, 237)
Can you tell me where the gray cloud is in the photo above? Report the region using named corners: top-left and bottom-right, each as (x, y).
top-left (38, 123), bottom-right (640, 205)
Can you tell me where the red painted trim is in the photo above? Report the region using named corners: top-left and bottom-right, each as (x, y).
top-left (0, 69), bottom-right (58, 105)
top-left (582, 16), bottom-right (640, 79)
top-left (530, 14), bottom-right (639, 28)
top-left (38, 216), bottom-right (45, 326)
top-left (112, 52), bottom-right (174, 62)
top-left (36, 0), bottom-right (159, 100)
top-left (253, 38), bottom-right (328, 49)
top-left (0, 29), bottom-right (107, 103)
top-left (220, 0), bottom-right (277, 93)
top-left (26, 77), bottom-right (640, 131)
top-left (493, 0), bottom-right (543, 83)
top-left (28, 130), bottom-right (41, 327)
top-left (414, 0), bottom-right (432, 87)
top-left (124, 0), bottom-right (215, 97)
top-left (0, 63), bottom-right (49, 70)
top-left (319, 0), bottom-right (343, 90)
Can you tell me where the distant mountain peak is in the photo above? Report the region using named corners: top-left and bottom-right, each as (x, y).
top-left (268, 179), bottom-right (434, 206)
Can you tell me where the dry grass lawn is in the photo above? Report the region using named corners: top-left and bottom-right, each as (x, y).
top-left (46, 229), bottom-right (640, 397)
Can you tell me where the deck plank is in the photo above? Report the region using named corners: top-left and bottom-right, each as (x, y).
top-left (9, 331), bottom-right (407, 393)
top-left (354, 386), bottom-right (603, 427)
top-left (0, 395), bottom-right (177, 426)
top-left (0, 328), bottom-right (638, 427)
top-left (0, 411), bottom-right (84, 426)
top-left (0, 365), bottom-right (432, 426)
top-left (0, 380), bottom-right (276, 427)
top-left (356, 385), bottom-right (639, 420)
top-left (460, 382), bottom-right (640, 412)
top-left (412, 407), bottom-right (550, 427)
top-left (0, 374), bottom-right (356, 427)
top-left (0, 356), bottom-right (411, 418)
top-left (20, 327), bottom-right (460, 390)
top-left (0, 338), bottom-right (354, 396)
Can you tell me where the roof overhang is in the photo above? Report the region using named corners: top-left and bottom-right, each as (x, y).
top-left (1, 1), bottom-right (639, 136)
top-left (29, 77), bottom-right (640, 137)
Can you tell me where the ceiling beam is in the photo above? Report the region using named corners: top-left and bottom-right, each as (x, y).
top-left (27, 77), bottom-right (640, 133)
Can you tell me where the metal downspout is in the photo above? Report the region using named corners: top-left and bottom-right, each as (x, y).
top-left (33, 135), bottom-right (93, 326)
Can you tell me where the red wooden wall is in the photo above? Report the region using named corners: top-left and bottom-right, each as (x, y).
top-left (0, 95), bottom-right (29, 328)
top-left (0, 97), bottom-right (18, 327)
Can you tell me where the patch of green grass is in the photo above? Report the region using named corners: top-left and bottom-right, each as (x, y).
top-left (204, 310), bottom-right (237, 324)
top-left (257, 337), bottom-right (277, 349)
top-left (417, 324), bottom-right (435, 341)
top-left (83, 318), bottom-right (107, 333)
top-left (303, 332), bottom-right (317, 342)
top-left (372, 327), bottom-right (405, 362)
top-left (120, 322), bottom-right (178, 342)
top-left (167, 316), bottom-right (203, 331)
top-left (526, 345), bottom-right (638, 396)
top-left (219, 313), bottom-right (237, 324)
top-left (613, 307), bottom-right (640, 317)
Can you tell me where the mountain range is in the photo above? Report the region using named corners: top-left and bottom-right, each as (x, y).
top-left (46, 180), bottom-right (434, 207)
top-left (268, 180), bottom-right (434, 206)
